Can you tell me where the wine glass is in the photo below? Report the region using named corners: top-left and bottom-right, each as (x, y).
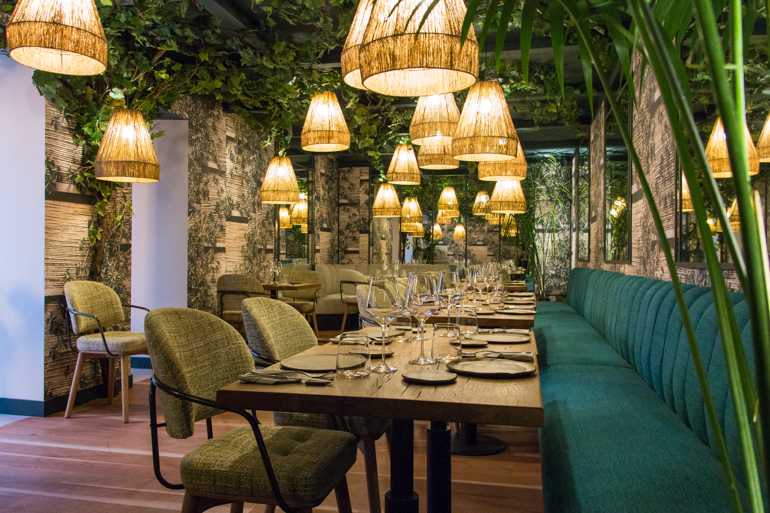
top-left (405, 273), bottom-right (440, 365)
top-left (363, 277), bottom-right (401, 373)
top-left (438, 270), bottom-right (461, 323)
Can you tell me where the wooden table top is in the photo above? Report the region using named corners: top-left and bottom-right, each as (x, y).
top-left (217, 333), bottom-right (544, 428)
top-left (425, 308), bottom-right (536, 330)
top-left (262, 282), bottom-right (321, 291)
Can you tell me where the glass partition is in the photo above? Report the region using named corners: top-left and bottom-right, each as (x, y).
top-left (578, 148), bottom-right (590, 261)
top-left (604, 107), bottom-right (631, 262)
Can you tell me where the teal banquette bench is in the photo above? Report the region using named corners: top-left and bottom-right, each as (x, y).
top-left (535, 268), bottom-right (757, 512)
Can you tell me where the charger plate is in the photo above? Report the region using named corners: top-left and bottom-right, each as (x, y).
top-left (446, 358), bottom-right (537, 379)
top-left (281, 354), bottom-right (365, 373)
top-left (352, 348), bottom-right (394, 359)
top-left (402, 370), bottom-right (458, 385)
top-left (470, 333), bottom-right (530, 344)
top-left (359, 327), bottom-right (401, 339)
top-left (476, 308), bottom-right (495, 315)
top-left (510, 292), bottom-right (535, 298)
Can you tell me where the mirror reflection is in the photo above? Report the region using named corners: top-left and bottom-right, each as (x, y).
top-left (604, 109), bottom-right (630, 262)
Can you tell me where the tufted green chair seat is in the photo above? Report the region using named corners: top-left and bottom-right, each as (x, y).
top-left (145, 307), bottom-right (357, 512)
top-left (181, 424), bottom-right (356, 506)
top-left (242, 297), bottom-right (391, 512)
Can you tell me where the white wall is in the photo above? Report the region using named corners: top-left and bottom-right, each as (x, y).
top-left (0, 56), bottom-right (46, 402)
top-left (131, 119), bottom-right (189, 334)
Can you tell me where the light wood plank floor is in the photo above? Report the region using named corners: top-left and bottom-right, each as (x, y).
top-left (0, 374), bottom-right (543, 512)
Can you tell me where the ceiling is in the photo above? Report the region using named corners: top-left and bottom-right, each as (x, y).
top-left (198, 0), bottom-right (600, 178)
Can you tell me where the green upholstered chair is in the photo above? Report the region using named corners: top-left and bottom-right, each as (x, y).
top-left (242, 298), bottom-right (391, 513)
top-left (216, 274), bottom-right (266, 327)
top-left (63, 280), bottom-right (149, 423)
top-left (281, 269), bottom-right (321, 333)
top-left (338, 269), bottom-right (368, 331)
top-left (144, 307), bottom-right (357, 513)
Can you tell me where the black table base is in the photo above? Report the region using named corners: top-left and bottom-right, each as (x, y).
top-left (385, 418), bottom-right (419, 513)
top-left (451, 423), bottom-right (507, 456)
top-left (427, 421), bottom-right (452, 513)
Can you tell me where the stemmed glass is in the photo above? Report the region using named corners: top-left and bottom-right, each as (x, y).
top-left (438, 270), bottom-right (461, 323)
top-left (405, 273), bottom-right (440, 365)
top-left (363, 277), bottom-right (401, 373)
top-left (472, 266), bottom-right (487, 305)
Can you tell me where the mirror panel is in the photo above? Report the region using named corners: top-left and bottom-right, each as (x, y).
top-left (604, 108), bottom-right (631, 262)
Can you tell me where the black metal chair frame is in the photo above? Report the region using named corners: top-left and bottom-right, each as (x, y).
top-left (64, 304), bottom-right (150, 357)
top-left (149, 373), bottom-right (305, 513)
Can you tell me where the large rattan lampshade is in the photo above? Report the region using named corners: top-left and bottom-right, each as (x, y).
top-left (437, 186), bottom-right (460, 218)
top-left (417, 143), bottom-right (459, 170)
top-left (681, 174), bottom-right (694, 212)
top-left (436, 210), bottom-right (452, 224)
top-left (410, 93), bottom-right (460, 146)
top-left (261, 156), bottom-right (301, 204)
top-left (758, 111), bottom-right (770, 162)
top-left (279, 207), bottom-right (292, 229)
top-left (401, 197), bottom-right (423, 223)
top-left (358, 0), bottom-right (479, 97)
top-left (452, 223), bottom-right (466, 241)
top-left (453, 81), bottom-right (519, 162)
top-left (291, 196), bottom-right (309, 225)
top-left (432, 223), bottom-right (443, 239)
top-left (705, 117), bottom-right (759, 178)
top-left (372, 183), bottom-right (402, 217)
top-left (486, 212), bottom-right (502, 225)
top-left (488, 180), bottom-right (526, 214)
top-left (478, 141), bottom-right (527, 181)
top-left (472, 191), bottom-right (490, 216)
top-left (301, 91), bottom-right (350, 152)
top-left (7, 0), bottom-right (108, 76)
top-left (387, 144), bottom-right (421, 184)
top-left (340, 0), bottom-right (374, 89)
top-left (501, 214), bottom-right (517, 237)
top-left (94, 109), bottom-right (160, 183)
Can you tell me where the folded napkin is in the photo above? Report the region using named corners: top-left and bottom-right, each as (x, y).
top-left (240, 371), bottom-right (301, 385)
top-left (466, 351), bottom-right (535, 362)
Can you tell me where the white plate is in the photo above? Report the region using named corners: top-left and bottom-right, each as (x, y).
top-left (359, 327), bottom-right (401, 339)
top-left (447, 358), bottom-right (536, 379)
top-left (281, 354), bottom-right (365, 373)
top-left (470, 333), bottom-right (530, 344)
top-left (402, 370), bottom-right (458, 385)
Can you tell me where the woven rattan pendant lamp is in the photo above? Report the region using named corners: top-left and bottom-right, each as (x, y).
top-left (301, 91), bottom-right (350, 152)
top-left (432, 223), bottom-right (443, 239)
top-left (409, 223), bottom-right (425, 238)
top-left (437, 186), bottom-right (460, 218)
top-left (417, 143), bottom-right (459, 170)
top-left (387, 144), bottom-right (421, 185)
top-left (94, 109), bottom-right (160, 182)
top-left (358, 0), bottom-right (478, 97)
top-left (486, 212), bottom-right (502, 225)
top-left (410, 94), bottom-right (461, 146)
top-left (488, 180), bottom-right (526, 214)
top-left (452, 223), bottom-right (466, 241)
top-left (372, 183), bottom-right (402, 217)
top-left (341, 0), bottom-right (375, 89)
top-left (279, 207), bottom-right (292, 229)
top-left (501, 214), bottom-right (517, 237)
top-left (757, 111), bottom-right (770, 162)
top-left (705, 117), bottom-right (759, 178)
top-left (261, 156), bottom-right (300, 204)
top-left (401, 197), bottom-right (423, 223)
top-left (290, 195), bottom-right (309, 225)
top-left (728, 199), bottom-right (740, 232)
top-left (681, 174), bottom-right (694, 212)
top-left (453, 81), bottom-right (519, 162)
top-left (301, 223), bottom-right (309, 234)
top-left (6, 0), bottom-right (108, 76)
top-left (472, 191), bottom-right (490, 216)
top-left (478, 141), bottom-right (527, 181)
top-left (436, 210), bottom-right (452, 224)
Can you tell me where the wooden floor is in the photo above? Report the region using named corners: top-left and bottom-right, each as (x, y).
top-left (0, 373), bottom-right (544, 513)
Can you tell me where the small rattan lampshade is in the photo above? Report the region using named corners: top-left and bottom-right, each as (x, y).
top-left (401, 220), bottom-right (419, 233)
top-left (432, 223), bottom-right (443, 239)
top-left (500, 214), bottom-right (517, 237)
top-left (478, 141), bottom-right (527, 181)
top-left (417, 143), bottom-right (459, 170)
top-left (387, 144), bottom-right (421, 185)
top-left (7, 0), bottom-right (108, 76)
top-left (681, 174), bottom-right (694, 212)
top-left (359, 0), bottom-right (479, 97)
top-left (488, 180), bottom-right (526, 214)
top-left (279, 207), bottom-right (292, 229)
top-left (94, 109), bottom-right (160, 183)
top-left (261, 156), bottom-right (301, 204)
top-left (372, 183), bottom-right (402, 217)
top-left (486, 212), bottom-right (502, 225)
top-left (301, 223), bottom-right (309, 234)
top-left (472, 191), bottom-right (490, 216)
top-left (758, 111), bottom-right (770, 162)
top-left (340, 0), bottom-right (375, 89)
top-left (728, 199), bottom-right (740, 232)
top-left (705, 117), bottom-right (759, 178)
top-left (409, 223), bottom-right (425, 238)
top-left (410, 93), bottom-right (460, 146)
top-left (452, 223), bottom-right (466, 241)
top-left (301, 91), bottom-right (350, 152)
top-left (401, 197), bottom-right (423, 223)
top-left (291, 196), bottom-right (309, 225)
top-left (437, 186), bottom-right (460, 218)
top-left (436, 210), bottom-right (452, 224)
top-left (453, 81), bottom-right (519, 162)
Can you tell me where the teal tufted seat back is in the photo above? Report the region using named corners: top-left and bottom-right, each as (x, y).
top-left (564, 267), bottom-right (756, 487)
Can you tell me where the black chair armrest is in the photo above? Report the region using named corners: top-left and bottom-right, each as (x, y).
top-left (64, 308), bottom-right (116, 357)
top-left (339, 280), bottom-right (366, 302)
top-left (126, 304), bottom-right (150, 312)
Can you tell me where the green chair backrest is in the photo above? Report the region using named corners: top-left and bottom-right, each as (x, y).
top-left (283, 270), bottom-right (321, 301)
top-left (144, 307), bottom-right (254, 439)
top-left (63, 280), bottom-right (125, 334)
top-left (216, 273), bottom-right (265, 315)
top-left (242, 298), bottom-right (318, 361)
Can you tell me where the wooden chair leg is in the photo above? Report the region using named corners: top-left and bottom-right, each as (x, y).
top-left (229, 502), bottom-right (244, 513)
top-left (181, 492), bottom-right (232, 513)
top-left (360, 438), bottom-right (382, 513)
top-left (64, 352), bottom-right (86, 419)
top-left (120, 354), bottom-right (130, 423)
top-left (333, 476), bottom-right (353, 513)
top-left (311, 311), bottom-right (319, 334)
top-left (106, 357), bottom-right (116, 405)
top-left (341, 304), bottom-right (349, 332)
top-left (263, 506), bottom-right (276, 513)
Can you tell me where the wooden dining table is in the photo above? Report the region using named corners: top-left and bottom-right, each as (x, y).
top-left (261, 281), bottom-right (321, 300)
top-left (426, 309), bottom-right (535, 329)
top-left (217, 332), bottom-right (543, 513)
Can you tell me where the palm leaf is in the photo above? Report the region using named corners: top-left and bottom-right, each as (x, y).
top-left (549, 0), bottom-right (566, 97)
top-left (595, 1), bottom-right (635, 105)
top-left (519, 0), bottom-right (539, 83)
top-left (478, 0), bottom-right (502, 51)
top-left (461, 0), bottom-right (482, 46)
top-left (495, 0), bottom-right (518, 70)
